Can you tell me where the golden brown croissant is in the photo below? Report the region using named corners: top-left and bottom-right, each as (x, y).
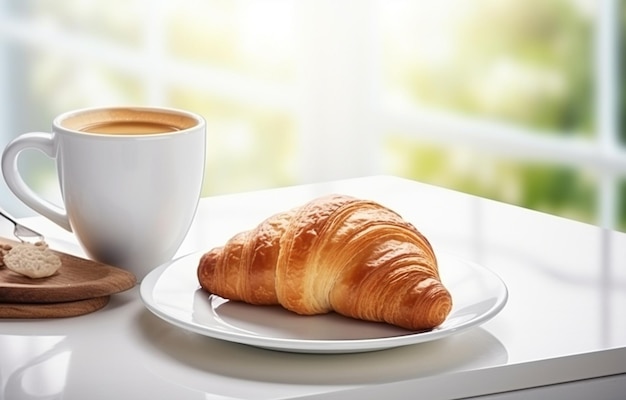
top-left (197, 194), bottom-right (452, 331)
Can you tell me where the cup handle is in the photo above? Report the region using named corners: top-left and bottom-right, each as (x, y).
top-left (1, 132), bottom-right (72, 231)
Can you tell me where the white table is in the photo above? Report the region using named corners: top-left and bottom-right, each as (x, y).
top-left (1, 176), bottom-right (625, 399)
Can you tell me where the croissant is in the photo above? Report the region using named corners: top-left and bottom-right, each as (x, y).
top-left (197, 194), bottom-right (452, 331)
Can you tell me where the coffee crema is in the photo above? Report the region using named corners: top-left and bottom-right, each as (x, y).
top-left (80, 121), bottom-right (179, 135)
top-left (60, 107), bottom-right (199, 135)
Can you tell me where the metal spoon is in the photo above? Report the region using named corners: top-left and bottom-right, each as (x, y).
top-left (0, 209), bottom-right (45, 243)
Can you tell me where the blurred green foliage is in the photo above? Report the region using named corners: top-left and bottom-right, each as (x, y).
top-left (383, 0), bottom-right (626, 230)
top-left (385, 137), bottom-right (600, 227)
top-left (383, 0), bottom-right (594, 134)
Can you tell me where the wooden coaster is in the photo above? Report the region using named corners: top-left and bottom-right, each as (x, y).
top-left (0, 236), bottom-right (136, 303)
top-left (0, 296), bottom-right (110, 318)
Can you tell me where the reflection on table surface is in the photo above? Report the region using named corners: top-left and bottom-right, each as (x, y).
top-left (1, 335), bottom-right (71, 400)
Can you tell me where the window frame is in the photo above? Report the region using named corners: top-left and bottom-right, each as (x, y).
top-left (0, 0), bottom-right (623, 229)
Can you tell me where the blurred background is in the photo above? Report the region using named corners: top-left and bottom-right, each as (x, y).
top-left (0, 0), bottom-right (625, 232)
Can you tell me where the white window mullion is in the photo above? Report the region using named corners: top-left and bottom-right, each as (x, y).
top-left (0, 8), bottom-right (16, 215)
top-left (383, 105), bottom-right (626, 175)
top-left (295, 0), bottom-right (380, 183)
top-left (143, 0), bottom-right (168, 106)
top-left (596, 0), bottom-right (619, 229)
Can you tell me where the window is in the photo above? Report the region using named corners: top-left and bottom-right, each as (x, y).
top-left (378, 0), bottom-right (624, 231)
top-left (1, 0), bottom-right (624, 232)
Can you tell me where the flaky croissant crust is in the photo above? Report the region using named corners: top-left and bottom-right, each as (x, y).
top-left (198, 194), bottom-right (452, 330)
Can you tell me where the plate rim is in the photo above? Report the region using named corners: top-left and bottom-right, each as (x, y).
top-left (140, 251), bottom-right (508, 353)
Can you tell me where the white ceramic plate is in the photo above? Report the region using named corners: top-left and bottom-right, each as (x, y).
top-left (140, 252), bottom-right (508, 354)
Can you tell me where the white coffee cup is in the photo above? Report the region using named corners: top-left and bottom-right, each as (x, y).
top-left (1, 106), bottom-right (206, 280)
